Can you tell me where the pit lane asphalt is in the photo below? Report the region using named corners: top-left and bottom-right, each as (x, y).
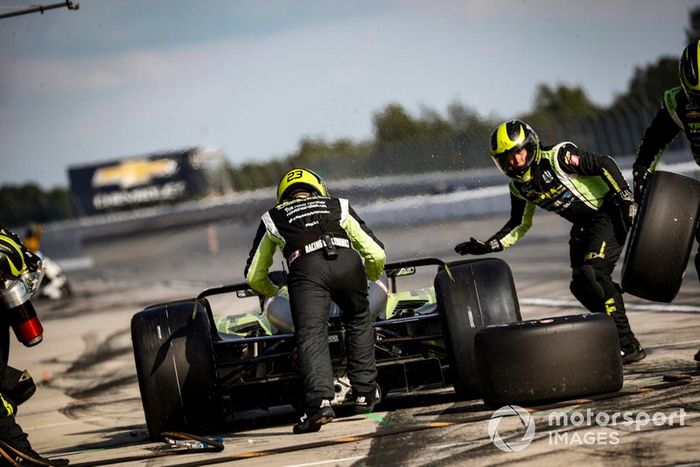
top-left (10, 212), bottom-right (700, 466)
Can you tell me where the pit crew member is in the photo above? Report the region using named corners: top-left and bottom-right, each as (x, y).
top-left (0, 226), bottom-right (68, 464)
top-left (454, 120), bottom-right (645, 364)
top-left (632, 40), bottom-right (700, 362)
top-left (245, 168), bottom-right (386, 433)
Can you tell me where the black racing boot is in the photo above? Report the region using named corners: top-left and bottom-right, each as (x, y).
top-left (293, 399), bottom-right (334, 434)
top-left (621, 344), bottom-right (646, 364)
top-left (354, 384), bottom-right (381, 414)
top-left (0, 439), bottom-right (69, 466)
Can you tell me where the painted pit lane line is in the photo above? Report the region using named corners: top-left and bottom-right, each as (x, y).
top-left (286, 455), bottom-right (366, 466)
top-left (429, 441), bottom-right (475, 450)
top-left (521, 297), bottom-right (700, 313)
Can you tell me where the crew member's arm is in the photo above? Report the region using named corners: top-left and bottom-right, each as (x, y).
top-left (635, 92), bottom-right (684, 172)
top-left (340, 200), bottom-right (386, 281)
top-left (244, 221), bottom-right (280, 298)
top-left (557, 144), bottom-right (636, 227)
top-left (633, 92), bottom-right (684, 202)
top-left (455, 188), bottom-right (535, 255)
top-left (556, 143), bottom-right (630, 194)
top-left (489, 190), bottom-right (535, 248)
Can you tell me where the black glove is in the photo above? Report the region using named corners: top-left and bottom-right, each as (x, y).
top-left (632, 165), bottom-right (651, 205)
top-left (610, 188), bottom-right (637, 231)
top-left (268, 270), bottom-right (288, 286)
top-left (454, 237), bottom-right (503, 255)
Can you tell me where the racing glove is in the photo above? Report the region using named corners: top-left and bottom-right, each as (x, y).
top-left (610, 188), bottom-right (637, 231)
top-left (268, 270), bottom-right (288, 287)
top-left (454, 237), bottom-right (503, 256)
top-left (632, 165), bottom-right (651, 205)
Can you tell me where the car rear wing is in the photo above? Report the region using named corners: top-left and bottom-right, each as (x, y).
top-left (384, 257), bottom-right (454, 293)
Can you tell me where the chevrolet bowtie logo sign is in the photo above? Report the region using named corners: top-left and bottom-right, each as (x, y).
top-left (92, 158), bottom-right (179, 189)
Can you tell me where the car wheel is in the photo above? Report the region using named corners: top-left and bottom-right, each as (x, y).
top-left (622, 170), bottom-right (700, 302)
top-left (131, 299), bottom-right (223, 438)
top-left (475, 313), bottom-right (623, 407)
top-left (434, 258), bottom-right (522, 399)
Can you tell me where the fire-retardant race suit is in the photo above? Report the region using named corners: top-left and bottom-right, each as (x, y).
top-left (455, 120), bottom-right (645, 364)
top-left (245, 168), bottom-right (386, 434)
top-left (633, 40), bottom-right (700, 362)
top-left (0, 227), bottom-right (68, 465)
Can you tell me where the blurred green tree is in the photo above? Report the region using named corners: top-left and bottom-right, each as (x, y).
top-left (372, 103), bottom-right (420, 151)
top-left (0, 184), bottom-right (75, 227)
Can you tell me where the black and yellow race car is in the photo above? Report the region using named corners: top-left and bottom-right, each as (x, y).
top-left (130, 257), bottom-right (522, 438)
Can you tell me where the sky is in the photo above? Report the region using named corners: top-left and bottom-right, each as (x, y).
top-left (1, 0), bottom-right (699, 189)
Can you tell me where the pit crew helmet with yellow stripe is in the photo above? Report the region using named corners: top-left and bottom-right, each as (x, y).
top-left (0, 228), bottom-right (32, 279)
top-left (680, 40), bottom-right (700, 105)
top-left (490, 119), bottom-right (540, 181)
top-left (277, 168), bottom-right (329, 203)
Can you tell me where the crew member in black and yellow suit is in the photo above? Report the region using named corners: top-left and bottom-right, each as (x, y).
top-left (632, 40), bottom-right (700, 362)
top-left (245, 168), bottom-right (386, 434)
top-left (0, 227), bottom-right (68, 465)
top-left (454, 120), bottom-right (645, 364)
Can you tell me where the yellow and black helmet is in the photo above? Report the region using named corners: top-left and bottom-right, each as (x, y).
top-left (276, 168), bottom-right (329, 203)
top-left (0, 228), bottom-right (29, 279)
top-left (489, 119), bottom-right (539, 180)
top-left (680, 40), bottom-right (700, 105)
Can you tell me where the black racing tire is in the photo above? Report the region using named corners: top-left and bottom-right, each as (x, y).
top-left (622, 170), bottom-right (700, 302)
top-left (475, 313), bottom-right (623, 407)
top-left (131, 299), bottom-right (223, 438)
top-left (434, 258), bottom-right (522, 399)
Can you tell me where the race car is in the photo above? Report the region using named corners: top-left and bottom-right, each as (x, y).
top-left (130, 257), bottom-right (522, 437)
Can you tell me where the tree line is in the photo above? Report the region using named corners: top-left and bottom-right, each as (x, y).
top-left (3, 8), bottom-right (699, 227)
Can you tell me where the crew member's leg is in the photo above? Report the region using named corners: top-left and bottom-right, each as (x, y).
top-left (332, 249), bottom-right (378, 411)
top-left (569, 224), bottom-right (605, 313)
top-left (0, 317), bottom-right (65, 464)
top-left (288, 253), bottom-right (335, 433)
top-left (0, 318), bottom-right (31, 452)
top-left (0, 308), bottom-right (67, 464)
top-left (569, 215), bottom-right (644, 363)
